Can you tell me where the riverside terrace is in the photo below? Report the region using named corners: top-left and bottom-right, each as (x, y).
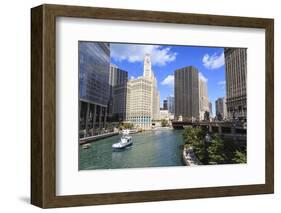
top-left (172, 120), bottom-right (247, 143)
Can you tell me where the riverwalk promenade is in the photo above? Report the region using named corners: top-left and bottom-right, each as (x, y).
top-left (79, 127), bottom-right (172, 145)
top-left (182, 146), bottom-right (200, 166)
top-left (79, 131), bottom-right (119, 145)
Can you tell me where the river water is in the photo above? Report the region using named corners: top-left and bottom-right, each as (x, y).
top-left (79, 129), bottom-right (185, 170)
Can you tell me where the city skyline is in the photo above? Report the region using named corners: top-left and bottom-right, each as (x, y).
top-left (110, 43), bottom-right (226, 114)
top-left (79, 41), bottom-right (247, 170)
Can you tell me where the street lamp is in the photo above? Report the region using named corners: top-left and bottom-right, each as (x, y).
top-left (203, 133), bottom-right (212, 164)
top-left (205, 133), bottom-right (211, 143)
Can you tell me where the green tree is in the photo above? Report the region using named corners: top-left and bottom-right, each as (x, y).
top-left (191, 138), bottom-right (207, 163)
top-left (120, 123), bottom-right (134, 129)
top-left (182, 127), bottom-right (205, 145)
top-left (182, 127), bottom-right (246, 165)
top-left (232, 150), bottom-right (247, 163)
top-left (182, 127), bottom-right (207, 162)
top-left (223, 140), bottom-right (240, 163)
top-left (161, 119), bottom-right (168, 127)
top-left (207, 135), bottom-right (226, 164)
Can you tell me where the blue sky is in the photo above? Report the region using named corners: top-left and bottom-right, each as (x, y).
top-left (110, 43), bottom-right (226, 113)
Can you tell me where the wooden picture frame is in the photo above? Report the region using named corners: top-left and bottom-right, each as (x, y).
top-left (31, 4), bottom-right (274, 208)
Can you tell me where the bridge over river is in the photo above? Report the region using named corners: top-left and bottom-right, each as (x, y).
top-left (172, 120), bottom-right (247, 142)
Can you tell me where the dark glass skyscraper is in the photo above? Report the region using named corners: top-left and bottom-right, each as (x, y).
top-left (79, 42), bottom-right (110, 137)
top-left (167, 96), bottom-right (175, 114)
top-left (79, 42), bottom-right (110, 105)
top-left (209, 101), bottom-right (213, 117)
top-left (108, 64), bottom-right (128, 121)
top-left (163, 100), bottom-right (168, 110)
top-left (174, 66), bottom-right (199, 120)
top-left (215, 97), bottom-right (227, 120)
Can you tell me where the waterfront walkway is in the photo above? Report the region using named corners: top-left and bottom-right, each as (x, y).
top-left (79, 131), bottom-right (119, 144)
top-left (182, 146), bottom-right (200, 166)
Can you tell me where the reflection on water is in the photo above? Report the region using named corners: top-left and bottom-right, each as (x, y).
top-left (79, 129), bottom-right (184, 170)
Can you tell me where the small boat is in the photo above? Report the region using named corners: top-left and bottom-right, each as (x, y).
top-left (122, 129), bottom-right (138, 135)
top-left (82, 143), bottom-right (91, 149)
top-left (112, 135), bottom-right (133, 150)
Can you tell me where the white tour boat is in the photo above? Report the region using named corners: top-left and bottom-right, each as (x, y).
top-left (112, 135), bottom-right (133, 150)
top-left (122, 129), bottom-right (138, 135)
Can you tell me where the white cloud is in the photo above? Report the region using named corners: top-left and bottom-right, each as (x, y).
top-left (161, 75), bottom-right (174, 87)
top-left (217, 80), bottom-right (226, 90)
top-left (202, 52), bottom-right (225, 69)
top-left (217, 80), bottom-right (226, 85)
top-left (199, 72), bottom-right (208, 82)
top-left (110, 44), bottom-right (177, 66)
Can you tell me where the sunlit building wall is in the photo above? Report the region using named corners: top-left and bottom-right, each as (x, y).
top-left (224, 48), bottom-right (247, 120)
top-left (79, 42), bottom-right (110, 136)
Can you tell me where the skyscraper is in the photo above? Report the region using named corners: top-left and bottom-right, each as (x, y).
top-left (215, 97), bottom-right (227, 120)
top-left (224, 48), bottom-right (247, 120)
top-left (79, 42), bottom-right (110, 137)
top-left (143, 54), bottom-right (160, 121)
top-left (163, 100), bottom-right (168, 110)
top-left (126, 54), bottom-right (160, 129)
top-left (198, 74), bottom-right (209, 120)
top-left (126, 77), bottom-right (153, 129)
top-left (175, 66), bottom-right (199, 120)
top-left (209, 101), bottom-right (213, 117)
top-left (167, 96), bottom-right (175, 114)
top-left (113, 84), bottom-right (129, 121)
top-left (153, 88), bottom-right (160, 121)
top-left (108, 64), bottom-right (128, 121)
top-left (143, 54), bottom-right (152, 78)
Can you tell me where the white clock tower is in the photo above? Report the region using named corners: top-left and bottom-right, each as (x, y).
top-left (143, 53), bottom-right (152, 78)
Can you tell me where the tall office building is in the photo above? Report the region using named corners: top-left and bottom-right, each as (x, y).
top-left (143, 54), bottom-right (152, 78)
top-left (224, 48), bottom-right (247, 120)
top-left (163, 100), bottom-right (168, 110)
top-left (126, 77), bottom-right (153, 129)
top-left (175, 66), bottom-right (199, 120)
top-left (143, 54), bottom-right (160, 121)
top-left (209, 102), bottom-right (213, 117)
top-left (79, 42), bottom-right (110, 137)
top-left (153, 89), bottom-right (161, 121)
top-left (198, 74), bottom-right (210, 120)
top-left (215, 97), bottom-right (227, 120)
top-left (112, 84), bottom-right (129, 121)
top-left (167, 96), bottom-right (175, 114)
top-left (108, 64), bottom-right (128, 121)
top-left (109, 64), bottom-right (128, 86)
top-left (126, 54), bottom-right (160, 129)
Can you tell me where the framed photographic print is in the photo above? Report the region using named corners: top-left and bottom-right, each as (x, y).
top-left (31, 4), bottom-right (274, 208)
